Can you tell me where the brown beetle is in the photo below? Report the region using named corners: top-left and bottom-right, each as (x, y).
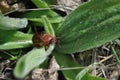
top-left (32, 33), bottom-right (57, 47)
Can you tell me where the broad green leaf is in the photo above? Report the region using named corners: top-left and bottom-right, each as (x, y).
top-left (55, 0), bottom-right (120, 53)
top-left (14, 44), bottom-right (55, 78)
top-left (0, 30), bottom-right (32, 49)
top-left (0, 15), bottom-right (28, 30)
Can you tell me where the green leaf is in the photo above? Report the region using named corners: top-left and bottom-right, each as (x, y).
top-left (81, 73), bottom-right (106, 80)
top-left (76, 63), bottom-right (98, 80)
top-left (22, 0), bottom-right (63, 27)
top-left (22, 0), bottom-right (63, 28)
top-left (55, 0), bottom-right (120, 53)
top-left (0, 30), bottom-right (32, 49)
top-left (31, 0), bottom-right (58, 17)
top-left (0, 15), bottom-right (28, 30)
top-left (14, 44), bottom-right (55, 78)
top-left (28, 17), bottom-right (63, 24)
top-left (53, 52), bottom-right (81, 80)
top-left (0, 50), bottom-right (19, 60)
top-left (42, 15), bottom-right (55, 36)
top-left (0, 40), bottom-right (32, 50)
top-left (53, 52), bottom-right (105, 80)
top-left (0, 11), bottom-right (3, 15)
top-left (111, 46), bottom-right (120, 64)
top-left (115, 39), bottom-right (120, 46)
top-left (14, 12), bottom-right (56, 78)
top-left (32, 0), bottom-right (49, 8)
top-left (44, 0), bottom-right (57, 5)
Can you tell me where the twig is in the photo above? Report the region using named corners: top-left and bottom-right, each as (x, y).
top-left (99, 54), bottom-right (113, 64)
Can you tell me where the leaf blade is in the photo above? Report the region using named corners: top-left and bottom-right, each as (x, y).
top-left (0, 15), bottom-right (28, 30)
top-left (14, 44), bottom-right (55, 78)
top-left (0, 30), bottom-right (32, 49)
top-left (55, 0), bottom-right (120, 53)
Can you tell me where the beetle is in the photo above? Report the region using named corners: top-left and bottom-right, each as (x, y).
top-left (32, 33), bottom-right (57, 47)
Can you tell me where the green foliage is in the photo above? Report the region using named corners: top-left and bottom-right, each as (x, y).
top-left (55, 0), bottom-right (120, 53)
top-left (44, 0), bottom-right (56, 5)
top-left (22, 0), bottom-right (63, 27)
top-left (1, 0), bottom-right (120, 80)
top-left (0, 30), bottom-right (32, 49)
top-left (14, 17), bottom-right (56, 78)
top-left (81, 73), bottom-right (106, 80)
top-left (0, 50), bottom-right (20, 60)
top-left (22, 0), bottom-right (59, 18)
top-left (0, 14), bottom-right (28, 30)
top-left (14, 44), bottom-right (55, 78)
top-left (28, 17), bottom-right (63, 24)
top-left (53, 52), bottom-right (81, 80)
top-left (14, 9), bottom-right (56, 78)
top-left (31, 0), bottom-right (58, 17)
top-left (53, 52), bottom-right (105, 80)
top-left (76, 63), bottom-right (98, 80)
top-left (111, 46), bottom-right (120, 64)
top-left (42, 15), bottom-right (55, 36)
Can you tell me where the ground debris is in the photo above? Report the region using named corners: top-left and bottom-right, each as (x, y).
top-left (25, 56), bottom-right (59, 80)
